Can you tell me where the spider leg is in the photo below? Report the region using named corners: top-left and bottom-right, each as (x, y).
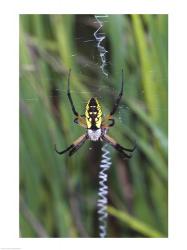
top-left (102, 134), bottom-right (135, 159)
top-left (110, 69), bottom-right (124, 116)
top-left (74, 117), bottom-right (78, 124)
top-left (108, 118), bottom-right (115, 127)
top-left (67, 69), bottom-right (79, 116)
top-left (104, 134), bottom-right (136, 152)
top-left (74, 116), bottom-right (87, 128)
top-left (69, 135), bottom-right (88, 156)
top-left (55, 134), bottom-right (88, 156)
top-left (119, 141), bottom-right (137, 152)
top-left (101, 115), bottom-right (115, 128)
top-left (101, 119), bottom-right (115, 128)
top-left (55, 144), bottom-right (73, 155)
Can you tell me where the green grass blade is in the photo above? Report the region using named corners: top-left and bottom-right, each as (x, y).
top-left (108, 206), bottom-right (165, 237)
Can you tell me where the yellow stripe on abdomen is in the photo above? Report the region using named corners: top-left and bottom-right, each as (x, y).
top-left (85, 97), bottom-right (102, 129)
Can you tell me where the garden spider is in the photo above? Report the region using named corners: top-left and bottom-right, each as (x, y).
top-left (55, 69), bottom-right (136, 158)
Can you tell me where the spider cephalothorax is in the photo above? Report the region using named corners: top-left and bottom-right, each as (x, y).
top-left (55, 69), bottom-right (136, 157)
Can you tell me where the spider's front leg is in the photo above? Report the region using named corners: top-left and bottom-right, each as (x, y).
top-left (55, 134), bottom-right (88, 156)
top-left (55, 144), bottom-right (74, 155)
top-left (102, 134), bottom-right (136, 159)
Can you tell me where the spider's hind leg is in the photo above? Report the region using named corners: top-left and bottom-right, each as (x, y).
top-left (67, 69), bottom-right (79, 116)
top-left (110, 69), bottom-right (124, 116)
top-left (74, 115), bottom-right (87, 128)
top-left (101, 115), bottom-right (115, 128)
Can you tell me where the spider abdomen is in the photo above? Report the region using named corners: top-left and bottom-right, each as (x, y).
top-left (85, 97), bottom-right (102, 129)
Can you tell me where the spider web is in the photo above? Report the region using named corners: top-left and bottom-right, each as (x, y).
top-left (20, 15), bottom-right (167, 128)
top-left (20, 14), bottom-right (168, 238)
top-left (20, 28), bottom-right (131, 126)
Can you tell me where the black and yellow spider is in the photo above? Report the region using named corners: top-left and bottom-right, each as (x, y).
top-left (55, 69), bottom-right (136, 158)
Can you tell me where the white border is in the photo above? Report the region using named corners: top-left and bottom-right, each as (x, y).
top-left (17, 0), bottom-right (174, 14)
top-left (1, 0), bottom-right (187, 249)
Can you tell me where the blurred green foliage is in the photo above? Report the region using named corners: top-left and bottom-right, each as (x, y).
top-left (20, 14), bottom-right (168, 237)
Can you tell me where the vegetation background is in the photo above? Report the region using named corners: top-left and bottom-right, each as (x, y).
top-left (20, 14), bottom-right (168, 237)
